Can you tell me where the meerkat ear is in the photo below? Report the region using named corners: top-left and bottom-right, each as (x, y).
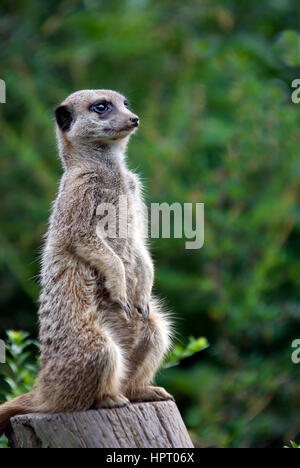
top-left (54, 105), bottom-right (74, 132)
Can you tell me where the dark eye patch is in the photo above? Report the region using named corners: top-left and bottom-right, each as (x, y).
top-left (89, 101), bottom-right (112, 115)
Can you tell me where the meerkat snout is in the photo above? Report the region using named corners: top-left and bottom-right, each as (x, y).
top-left (130, 116), bottom-right (139, 127)
top-left (54, 89), bottom-right (140, 145)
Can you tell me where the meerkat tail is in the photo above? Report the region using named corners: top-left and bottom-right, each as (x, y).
top-left (0, 391), bottom-right (38, 436)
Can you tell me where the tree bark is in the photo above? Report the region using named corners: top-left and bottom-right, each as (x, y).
top-left (7, 400), bottom-right (194, 448)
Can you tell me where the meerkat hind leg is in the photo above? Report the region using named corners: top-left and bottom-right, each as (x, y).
top-left (94, 331), bottom-right (129, 409)
top-left (95, 393), bottom-right (129, 409)
top-left (125, 312), bottom-right (174, 403)
top-left (129, 385), bottom-right (174, 403)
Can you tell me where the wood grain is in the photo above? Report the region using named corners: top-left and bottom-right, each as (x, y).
top-left (7, 400), bottom-right (194, 448)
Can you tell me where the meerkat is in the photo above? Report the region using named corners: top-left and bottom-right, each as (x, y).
top-left (0, 89), bottom-right (173, 435)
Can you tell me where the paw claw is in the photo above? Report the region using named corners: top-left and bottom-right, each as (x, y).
top-left (127, 302), bottom-right (133, 317)
top-left (115, 299), bottom-right (132, 319)
top-left (136, 305), bottom-right (149, 322)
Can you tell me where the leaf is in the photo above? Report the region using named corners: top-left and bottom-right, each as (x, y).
top-left (163, 337), bottom-right (209, 369)
top-left (273, 30), bottom-right (300, 67)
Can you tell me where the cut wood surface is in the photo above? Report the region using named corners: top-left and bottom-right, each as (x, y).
top-left (7, 400), bottom-right (194, 448)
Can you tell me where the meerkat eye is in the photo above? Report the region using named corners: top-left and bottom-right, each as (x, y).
top-left (90, 101), bottom-right (111, 114)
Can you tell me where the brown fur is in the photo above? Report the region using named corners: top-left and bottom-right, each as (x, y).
top-left (0, 90), bottom-right (173, 435)
top-left (0, 392), bottom-right (38, 434)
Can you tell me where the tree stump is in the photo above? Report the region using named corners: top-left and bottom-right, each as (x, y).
top-left (7, 400), bottom-right (194, 448)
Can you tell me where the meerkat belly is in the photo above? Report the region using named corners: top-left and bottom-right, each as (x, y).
top-left (101, 194), bottom-right (141, 303)
top-left (40, 214), bottom-right (141, 362)
top-left (94, 238), bottom-right (141, 350)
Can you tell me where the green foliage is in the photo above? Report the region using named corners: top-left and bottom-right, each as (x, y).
top-left (0, 331), bottom-right (39, 400)
top-left (0, 331), bottom-right (39, 448)
top-left (0, 434), bottom-right (8, 449)
top-left (164, 337), bottom-right (209, 368)
top-left (284, 441), bottom-right (300, 449)
top-left (274, 31), bottom-right (300, 67)
top-left (0, 0), bottom-right (300, 448)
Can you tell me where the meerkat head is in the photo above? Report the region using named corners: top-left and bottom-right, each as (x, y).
top-left (54, 90), bottom-right (139, 150)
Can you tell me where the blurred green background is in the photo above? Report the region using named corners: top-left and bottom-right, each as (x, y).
top-left (0, 0), bottom-right (300, 448)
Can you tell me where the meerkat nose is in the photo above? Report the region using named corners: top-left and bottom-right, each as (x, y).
top-left (130, 117), bottom-right (139, 127)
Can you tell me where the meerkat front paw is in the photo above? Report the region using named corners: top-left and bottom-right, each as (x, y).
top-left (95, 393), bottom-right (130, 409)
top-left (134, 291), bottom-right (151, 322)
top-left (135, 302), bottom-right (150, 322)
top-left (127, 386), bottom-right (174, 403)
top-left (105, 280), bottom-right (133, 319)
top-left (113, 297), bottom-right (133, 319)
top-left (134, 255), bottom-right (154, 321)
